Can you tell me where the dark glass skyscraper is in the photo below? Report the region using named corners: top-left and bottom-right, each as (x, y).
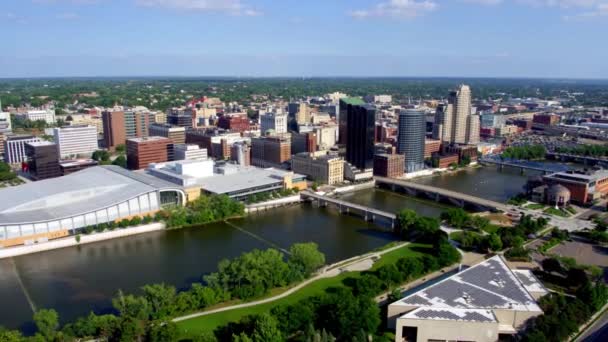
top-left (398, 109), bottom-right (426, 173)
top-left (345, 103), bottom-right (375, 170)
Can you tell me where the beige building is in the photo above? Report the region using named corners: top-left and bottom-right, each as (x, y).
top-left (388, 256), bottom-right (547, 342)
top-left (433, 84), bottom-right (480, 145)
top-left (296, 103), bottom-right (310, 125)
top-left (291, 152), bottom-right (344, 185)
top-left (314, 124), bottom-right (338, 150)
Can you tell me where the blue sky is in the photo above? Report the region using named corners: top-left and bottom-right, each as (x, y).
top-left (2, 0), bottom-right (608, 78)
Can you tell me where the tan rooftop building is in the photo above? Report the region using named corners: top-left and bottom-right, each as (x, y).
top-left (388, 256), bottom-right (547, 342)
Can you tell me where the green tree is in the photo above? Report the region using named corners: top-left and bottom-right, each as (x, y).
top-left (0, 327), bottom-right (24, 342)
top-left (141, 283), bottom-right (176, 320)
top-left (250, 313), bottom-right (283, 342)
top-left (112, 290), bottom-right (150, 320)
top-left (288, 242), bottom-right (326, 278)
top-left (115, 144), bottom-right (126, 154)
top-left (112, 155), bottom-right (127, 168)
top-left (487, 233), bottom-right (503, 251)
top-left (148, 321), bottom-right (179, 342)
top-left (397, 209), bottom-right (418, 239)
top-left (33, 309), bottom-right (59, 340)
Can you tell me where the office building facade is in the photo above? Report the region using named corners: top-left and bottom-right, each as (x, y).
top-left (25, 141), bottom-right (61, 180)
top-left (345, 103), bottom-right (375, 170)
top-left (260, 112), bottom-right (288, 135)
top-left (291, 131), bottom-right (317, 154)
top-left (174, 144), bottom-right (208, 161)
top-left (251, 135), bottom-right (291, 168)
top-left (126, 136), bottom-right (171, 170)
top-left (217, 114), bottom-right (250, 133)
top-left (338, 97), bottom-right (366, 145)
top-left (291, 153), bottom-right (344, 185)
top-left (17, 109), bottom-right (56, 124)
top-left (102, 110), bottom-right (151, 150)
top-left (53, 125), bottom-right (98, 158)
top-left (4, 135), bottom-right (41, 164)
top-left (0, 111), bottom-right (12, 133)
top-left (231, 142), bottom-right (251, 166)
top-left (398, 110), bottom-right (426, 173)
top-left (373, 154), bottom-right (405, 178)
top-left (433, 85), bottom-right (480, 145)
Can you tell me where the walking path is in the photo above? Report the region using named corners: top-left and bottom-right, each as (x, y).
top-left (172, 242), bottom-right (410, 323)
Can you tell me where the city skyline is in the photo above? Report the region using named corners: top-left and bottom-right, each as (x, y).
top-left (2, 0), bottom-right (608, 78)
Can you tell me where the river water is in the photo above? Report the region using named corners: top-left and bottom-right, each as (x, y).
top-left (0, 164), bottom-right (550, 331)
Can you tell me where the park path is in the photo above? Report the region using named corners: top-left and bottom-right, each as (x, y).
top-left (172, 242), bottom-right (410, 323)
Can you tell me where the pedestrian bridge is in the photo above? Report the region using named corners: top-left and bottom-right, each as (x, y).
top-left (300, 191), bottom-right (396, 230)
top-left (374, 177), bottom-right (510, 212)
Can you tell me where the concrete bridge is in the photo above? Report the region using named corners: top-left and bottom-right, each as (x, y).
top-left (374, 177), bottom-right (510, 212)
top-left (300, 191), bottom-right (396, 229)
top-left (479, 158), bottom-right (562, 174)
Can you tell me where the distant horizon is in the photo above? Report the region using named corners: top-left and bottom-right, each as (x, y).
top-left (2, 75), bottom-right (608, 82)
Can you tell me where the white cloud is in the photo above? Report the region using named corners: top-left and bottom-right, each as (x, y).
top-left (3, 12), bottom-right (28, 24)
top-left (56, 12), bottom-right (80, 20)
top-left (135, 0), bottom-right (262, 16)
top-left (349, 0), bottom-right (439, 19)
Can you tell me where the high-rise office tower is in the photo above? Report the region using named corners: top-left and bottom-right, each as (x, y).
top-left (102, 110), bottom-right (151, 150)
top-left (397, 110), bottom-right (426, 173)
top-left (4, 135), bottom-right (41, 164)
top-left (338, 97), bottom-right (365, 145)
top-left (345, 103), bottom-right (375, 170)
top-left (433, 84), bottom-right (479, 145)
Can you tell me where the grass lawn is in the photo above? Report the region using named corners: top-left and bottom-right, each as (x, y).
top-left (481, 224), bottom-right (500, 235)
top-left (176, 243), bottom-right (432, 338)
top-left (525, 203), bottom-right (546, 210)
top-left (543, 207), bottom-right (571, 217)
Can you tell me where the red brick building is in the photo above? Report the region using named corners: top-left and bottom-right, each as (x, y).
top-left (126, 136), bottom-right (171, 170)
top-left (374, 154), bottom-right (405, 178)
top-left (424, 139), bottom-right (441, 159)
top-left (217, 114), bottom-right (250, 133)
top-left (432, 154), bottom-right (459, 168)
top-left (542, 170), bottom-right (608, 205)
top-left (533, 114), bottom-right (560, 126)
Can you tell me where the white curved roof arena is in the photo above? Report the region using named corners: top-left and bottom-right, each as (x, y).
top-left (0, 166), bottom-right (182, 225)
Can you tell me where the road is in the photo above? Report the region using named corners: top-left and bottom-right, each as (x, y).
top-left (172, 241), bottom-right (410, 323)
top-left (576, 308), bottom-right (608, 341)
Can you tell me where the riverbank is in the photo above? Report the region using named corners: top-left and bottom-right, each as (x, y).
top-left (0, 222), bottom-right (165, 259)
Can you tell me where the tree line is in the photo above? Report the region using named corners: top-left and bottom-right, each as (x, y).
top-left (0, 242), bottom-right (326, 342)
top-left (501, 144), bottom-right (546, 160)
top-left (555, 144), bottom-right (608, 158)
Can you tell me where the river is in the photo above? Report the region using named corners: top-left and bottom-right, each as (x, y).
top-left (0, 164), bottom-right (567, 331)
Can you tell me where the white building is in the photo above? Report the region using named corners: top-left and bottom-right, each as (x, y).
top-left (388, 256), bottom-right (547, 342)
top-left (174, 144), bottom-right (208, 161)
top-left (53, 125), bottom-right (98, 158)
top-left (314, 124), bottom-right (338, 151)
top-left (146, 159), bottom-right (215, 187)
top-left (260, 112), bottom-right (288, 135)
top-left (0, 112), bottom-right (11, 133)
top-left (17, 109), bottom-right (56, 124)
top-left (4, 135), bottom-right (41, 164)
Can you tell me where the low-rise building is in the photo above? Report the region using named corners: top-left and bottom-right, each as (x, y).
top-left (4, 135), bottom-right (41, 164)
top-left (126, 136), bottom-right (171, 170)
top-left (53, 125), bottom-right (98, 158)
top-left (25, 141), bottom-right (61, 180)
top-left (16, 109), bottom-right (55, 124)
top-left (59, 159), bottom-right (98, 175)
top-left (388, 256), bottom-right (547, 342)
top-left (432, 153), bottom-right (459, 168)
top-left (533, 113), bottom-right (560, 126)
top-left (0, 111), bottom-right (12, 133)
top-left (373, 154), bottom-right (405, 178)
top-left (424, 139), bottom-right (441, 159)
top-left (542, 170), bottom-right (608, 205)
top-left (230, 142), bottom-right (251, 166)
top-left (217, 113), bottom-right (250, 133)
top-left (174, 144), bottom-right (207, 161)
top-left (291, 131), bottom-right (317, 154)
top-left (291, 152), bottom-right (344, 185)
top-left (251, 135), bottom-right (291, 168)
